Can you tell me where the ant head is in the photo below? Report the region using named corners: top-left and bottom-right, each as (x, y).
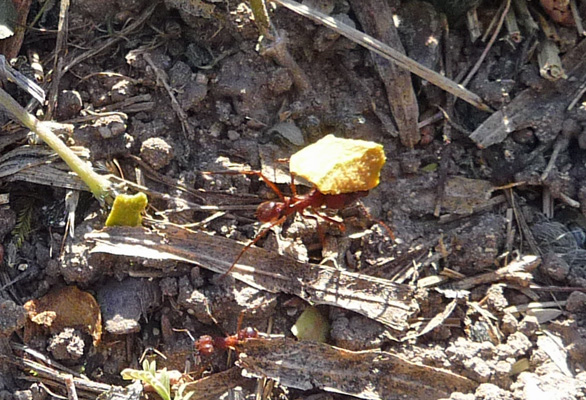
top-left (256, 201), bottom-right (285, 223)
top-left (238, 327), bottom-right (258, 340)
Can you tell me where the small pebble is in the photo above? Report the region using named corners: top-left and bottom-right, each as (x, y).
top-left (500, 312), bottom-right (518, 335)
top-left (518, 315), bottom-right (539, 337)
top-left (512, 128), bottom-right (536, 145)
top-left (561, 118), bottom-right (581, 137)
top-left (140, 137), bottom-right (174, 170)
top-left (540, 253), bottom-right (570, 281)
top-left (0, 299), bottom-right (27, 337)
top-left (56, 90), bottom-right (83, 120)
top-left (227, 130), bottom-right (240, 141)
top-left (577, 131), bottom-right (586, 149)
top-left (47, 328), bottom-right (85, 360)
top-left (566, 291), bottom-right (586, 313)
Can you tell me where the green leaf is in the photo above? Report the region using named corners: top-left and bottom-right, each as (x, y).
top-left (420, 163), bottom-right (438, 172)
top-left (121, 360), bottom-right (171, 400)
top-left (0, 0), bottom-right (17, 40)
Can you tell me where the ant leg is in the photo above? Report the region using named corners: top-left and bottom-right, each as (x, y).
top-left (309, 207), bottom-right (346, 232)
top-left (289, 172), bottom-right (298, 197)
top-left (356, 201), bottom-right (396, 241)
top-left (202, 170), bottom-right (287, 202)
top-left (219, 216), bottom-right (287, 278)
top-left (300, 211), bottom-right (326, 247)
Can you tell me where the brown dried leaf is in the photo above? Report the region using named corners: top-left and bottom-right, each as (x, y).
top-left (237, 338), bottom-right (477, 399)
top-left (182, 367), bottom-right (250, 399)
top-left (441, 177), bottom-right (494, 214)
top-left (540, 0), bottom-right (574, 26)
top-left (87, 226), bottom-right (418, 334)
top-left (23, 286), bottom-right (102, 346)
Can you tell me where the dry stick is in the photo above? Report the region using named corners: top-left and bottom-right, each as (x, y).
top-left (46, 0), bottom-right (69, 119)
top-left (540, 134), bottom-right (569, 181)
top-left (461, 0), bottom-right (511, 87)
top-left (271, 0), bottom-right (492, 112)
top-left (64, 375), bottom-right (79, 400)
top-left (350, 0), bottom-right (420, 148)
top-left (570, 0), bottom-right (586, 36)
top-left (505, 5), bottom-right (521, 43)
top-left (506, 190), bottom-right (541, 256)
top-left (538, 39), bottom-right (566, 81)
top-left (452, 255), bottom-right (540, 290)
top-left (6, 354), bottom-right (114, 395)
top-left (567, 78), bottom-right (586, 110)
top-left (249, 0), bottom-right (271, 37)
top-left (513, 0), bottom-right (539, 34)
top-left (260, 32), bottom-right (311, 93)
top-left (142, 52), bottom-right (195, 138)
top-left (465, 8), bottom-right (482, 43)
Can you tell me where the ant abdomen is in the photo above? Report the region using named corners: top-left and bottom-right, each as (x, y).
top-left (194, 335), bottom-right (215, 356)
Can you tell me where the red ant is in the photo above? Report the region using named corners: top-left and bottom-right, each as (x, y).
top-left (194, 327), bottom-right (259, 356)
top-left (203, 170), bottom-right (392, 276)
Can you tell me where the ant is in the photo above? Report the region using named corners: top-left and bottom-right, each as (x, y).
top-left (203, 170), bottom-right (392, 276)
top-left (194, 327), bottom-right (259, 356)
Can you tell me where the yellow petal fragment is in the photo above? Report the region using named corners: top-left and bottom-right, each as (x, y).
top-left (105, 192), bottom-right (148, 227)
top-left (291, 306), bottom-right (329, 343)
top-left (289, 135), bottom-right (386, 194)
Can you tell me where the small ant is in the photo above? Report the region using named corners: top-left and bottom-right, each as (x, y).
top-left (203, 170), bottom-right (392, 276)
top-left (195, 327), bottom-right (259, 356)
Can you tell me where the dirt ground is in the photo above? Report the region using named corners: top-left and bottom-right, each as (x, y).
top-left (1, 0), bottom-right (586, 399)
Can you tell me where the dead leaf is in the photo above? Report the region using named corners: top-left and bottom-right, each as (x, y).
top-left (237, 338), bottom-right (477, 399)
top-left (540, 0), bottom-right (574, 26)
top-left (441, 177), bottom-right (494, 214)
top-left (87, 226), bottom-right (419, 334)
top-left (24, 286), bottom-right (102, 346)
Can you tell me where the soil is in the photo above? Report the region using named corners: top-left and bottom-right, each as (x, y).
top-left (1, 0), bottom-right (586, 399)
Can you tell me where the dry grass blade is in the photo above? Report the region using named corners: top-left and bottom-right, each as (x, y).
top-left (45, 0), bottom-right (70, 119)
top-left (86, 226), bottom-right (419, 333)
top-left (271, 0), bottom-right (491, 112)
top-left (349, 0), bottom-right (420, 147)
top-left (181, 367), bottom-right (249, 399)
top-left (0, 145), bottom-right (89, 190)
top-left (237, 338), bottom-right (477, 399)
top-left (4, 351), bottom-right (117, 395)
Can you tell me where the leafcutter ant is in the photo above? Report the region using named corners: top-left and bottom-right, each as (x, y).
top-left (195, 326), bottom-right (259, 356)
top-left (203, 170), bottom-right (392, 276)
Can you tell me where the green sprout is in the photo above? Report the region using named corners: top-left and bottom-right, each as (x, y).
top-left (121, 360), bottom-right (194, 400)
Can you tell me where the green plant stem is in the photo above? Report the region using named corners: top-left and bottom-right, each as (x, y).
top-left (0, 87), bottom-right (112, 200)
top-left (249, 0), bottom-right (270, 36)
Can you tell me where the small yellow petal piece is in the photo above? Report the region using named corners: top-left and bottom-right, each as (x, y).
top-left (289, 135), bottom-right (386, 194)
top-left (291, 306), bottom-right (329, 342)
top-left (105, 192), bottom-right (148, 227)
